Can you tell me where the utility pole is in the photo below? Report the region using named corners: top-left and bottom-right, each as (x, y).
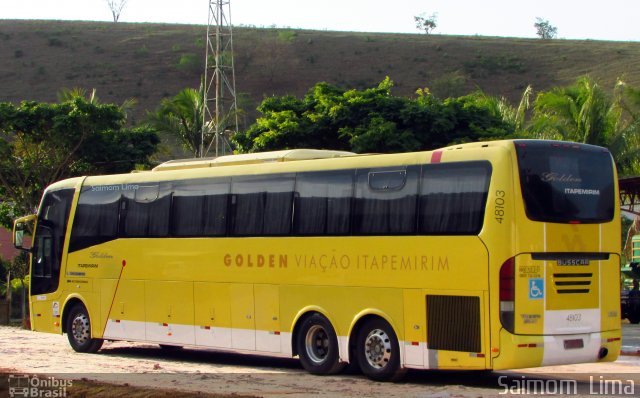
top-left (201, 0), bottom-right (238, 157)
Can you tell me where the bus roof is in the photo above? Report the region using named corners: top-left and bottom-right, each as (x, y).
top-left (45, 176), bottom-right (84, 191)
top-left (152, 149), bottom-right (357, 171)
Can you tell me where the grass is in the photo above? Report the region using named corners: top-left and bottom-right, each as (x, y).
top-left (0, 19), bottom-right (638, 142)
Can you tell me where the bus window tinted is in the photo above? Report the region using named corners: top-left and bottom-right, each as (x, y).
top-left (122, 183), bottom-right (171, 237)
top-left (232, 174), bottom-right (295, 236)
top-left (354, 167), bottom-right (419, 235)
top-left (70, 186), bottom-right (120, 251)
top-left (293, 170), bottom-right (353, 235)
top-left (172, 178), bottom-right (230, 237)
top-left (516, 141), bottom-right (614, 223)
top-left (69, 160), bottom-right (493, 248)
top-left (419, 162), bottom-right (491, 235)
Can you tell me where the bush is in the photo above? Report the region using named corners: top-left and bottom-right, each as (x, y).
top-left (134, 45), bottom-right (149, 58)
top-left (176, 53), bottom-right (201, 72)
top-left (48, 37), bottom-right (64, 47)
top-left (0, 257), bottom-right (9, 297)
top-left (464, 54), bottom-right (526, 77)
top-left (431, 72), bottom-right (468, 99)
top-left (0, 256), bottom-right (29, 322)
top-left (278, 30), bottom-right (297, 43)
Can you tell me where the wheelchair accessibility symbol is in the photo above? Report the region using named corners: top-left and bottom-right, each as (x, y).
top-left (529, 278), bottom-right (544, 299)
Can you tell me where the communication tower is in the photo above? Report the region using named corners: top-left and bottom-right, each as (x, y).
top-left (201, 0), bottom-right (238, 157)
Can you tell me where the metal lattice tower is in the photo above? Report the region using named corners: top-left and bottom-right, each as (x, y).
top-left (201, 0), bottom-right (238, 157)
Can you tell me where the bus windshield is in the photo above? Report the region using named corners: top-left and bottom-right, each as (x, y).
top-left (515, 140), bottom-right (615, 224)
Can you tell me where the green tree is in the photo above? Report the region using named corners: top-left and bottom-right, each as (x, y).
top-left (531, 76), bottom-right (611, 145)
top-left (0, 91), bottom-right (160, 228)
top-left (534, 17), bottom-right (558, 39)
top-left (609, 79), bottom-right (640, 175)
top-left (233, 78), bottom-right (514, 154)
top-left (415, 13), bottom-right (438, 34)
top-left (529, 76), bottom-right (640, 175)
top-left (148, 85), bottom-right (208, 157)
top-left (467, 85), bottom-right (533, 133)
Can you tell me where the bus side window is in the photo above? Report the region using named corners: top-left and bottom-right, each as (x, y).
top-left (419, 162), bottom-right (491, 235)
top-left (121, 183), bottom-right (171, 237)
top-left (70, 187), bottom-right (120, 252)
top-left (231, 174), bottom-right (295, 236)
top-left (293, 170), bottom-right (353, 235)
top-left (172, 178), bottom-right (230, 237)
top-left (202, 193), bottom-right (230, 236)
top-left (353, 167), bottom-right (419, 235)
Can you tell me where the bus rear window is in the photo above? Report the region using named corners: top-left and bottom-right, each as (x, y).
top-left (516, 141), bottom-right (615, 223)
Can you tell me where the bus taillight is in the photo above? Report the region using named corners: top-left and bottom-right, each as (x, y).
top-left (500, 257), bottom-right (515, 333)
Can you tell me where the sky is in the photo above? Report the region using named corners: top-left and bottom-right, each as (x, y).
top-left (1, 0), bottom-right (639, 41)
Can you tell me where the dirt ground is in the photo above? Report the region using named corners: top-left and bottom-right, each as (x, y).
top-left (1, 326), bottom-right (639, 397)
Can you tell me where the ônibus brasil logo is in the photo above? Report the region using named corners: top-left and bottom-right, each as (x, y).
top-left (8, 375), bottom-right (72, 398)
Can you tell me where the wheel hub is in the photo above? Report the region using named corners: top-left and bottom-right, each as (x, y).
top-left (305, 325), bottom-right (329, 364)
top-left (71, 314), bottom-right (90, 344)
top-left (364, 328), bottom-right (392, 369)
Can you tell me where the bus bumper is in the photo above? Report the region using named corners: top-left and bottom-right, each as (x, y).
top-left (492, 328), bottom-right (621, 370)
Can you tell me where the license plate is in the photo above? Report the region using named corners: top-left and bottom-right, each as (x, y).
top-left (563, 339), bottom-right (584, 349)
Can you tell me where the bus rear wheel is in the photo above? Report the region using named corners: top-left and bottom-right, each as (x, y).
top-left (66, 304), bottom-right (103, 353)
top-left (356, 318), bottom-right (404, 381)
top-left (296, 313), bottom-right (344, 375)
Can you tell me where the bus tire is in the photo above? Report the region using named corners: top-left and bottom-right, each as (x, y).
top-left (296, 313), bottom-right (344, 375)
top-left (356, 318), bottom-right (405, 382)
top-left (66, 304), bottom-right (103, 353)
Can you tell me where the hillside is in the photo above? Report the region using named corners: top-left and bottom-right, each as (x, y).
top-left (1, 19), bottom-right (639, 133)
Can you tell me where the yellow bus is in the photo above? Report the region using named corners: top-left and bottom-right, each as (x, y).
top-left (13, 139), bottom-right (621, 381)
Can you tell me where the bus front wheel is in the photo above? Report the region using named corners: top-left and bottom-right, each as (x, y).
top-left (356, 318), bottom-right (404, 381)
top-left (296, 313), bottom-right (344, 375)
top-left (66, 304), bottom-right (103, 353)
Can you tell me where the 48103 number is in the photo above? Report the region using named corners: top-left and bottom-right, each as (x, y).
top-left (495, 190), bottom-right (506, 223)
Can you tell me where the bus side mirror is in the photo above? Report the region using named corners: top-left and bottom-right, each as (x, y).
top-left (13, 215), bottom-right (36, 252)
top-left (14, 226), bottom-right (24, 247)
